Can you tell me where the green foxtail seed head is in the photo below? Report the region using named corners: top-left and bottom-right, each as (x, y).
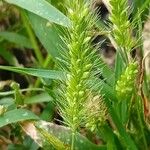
top-left (109, 0), bottom-right (134, 51)
top-left (116, 61), bottom-right (138, 101)
top-left (58, 0), bottom-right (98, 135)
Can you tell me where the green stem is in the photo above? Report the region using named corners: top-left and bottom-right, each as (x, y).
top-left (0, 88), bottom-right (44, 96)
top-left (21, 10), bottom-right (54, 89)
top-left (21, 10), bottom-right (44, 65)
top-left (43, 55), bottom-right (53, 68)
top-left (97, 124), bottom-right (117, 150)
top-left (136, 95), bottom-right (148, 150)
top-left (71, 132), bottom-right (75, 150)
top-left (105, 97), bottom-right (137, 150)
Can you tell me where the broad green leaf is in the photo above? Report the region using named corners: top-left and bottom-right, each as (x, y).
top-left (25, 92), bottom-right (52, 104)
top-left (0, 97), bottom-right (14, 106)
top-left (0, 32), bottom-right (32, 49)
top-left (0, 109), bottom-right (39, 128)
top-left (38, 122), bottom-right (106, 150)
top-left (28, 12), bottom-right (64, 58)
top-left (36, 126), bottom-right (69, 150)
top-left (24, 121), bottom-right (106, 150)
top-left (0, 66), bottom-right (65, 80)
top-left (0, 97), bottom-right (16, 111)
top-left (5, 0), bottom-right (71, 27)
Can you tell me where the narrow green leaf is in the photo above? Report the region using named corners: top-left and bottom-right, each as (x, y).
top-left (0, 46), bottom-right (18, 65)
top-left (133, 0), bottom-right (150, 23)
top-left (98, 125), bottom-right (118, 150)
top-left (25, 92), bottom-right (52, 104)
top-left (0, 97), bottom-right (14, 106)
top-left (95, 57), bottom-right (115, 87)
top-left (0, 109), bottom-right (39, 128)
top-left (90, 78), bottom-right (117, 102)
top-left (0, 32), bottom-right (32, 49)
top-left (0, 97), bottom-right (16, 111)
top-left (0, 66), bottom-right (65, 80)
top-left (105, 98), bottom-right (138, 150)
top-left (5, 0), bottom-right (71, 27)
top-left (40, 102), bottom-right (55, 121)
top-left (114, 52), bottom-right (125, 84)
top-left (27, 12), bottom-right (64, 58)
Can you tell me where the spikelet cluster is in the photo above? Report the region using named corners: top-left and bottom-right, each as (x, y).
top-left (85, 94), bottom-right (108, 132)
top-left (109, 0), bottom-right (134, 51)
top-left (59, 0), bottom-right (97, 133)
top-left (116, 62), bottom-right (138, 101)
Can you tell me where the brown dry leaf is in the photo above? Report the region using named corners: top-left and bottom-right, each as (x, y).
top-left (21, 121), bottom-right (42, 146)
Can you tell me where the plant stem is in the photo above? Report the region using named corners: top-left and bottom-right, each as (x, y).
top-left (105, 97), bottom-right (137, 150)
top-left (0, 88), bottom-right (44, 96)
top-left (136, 95), bottom-right (148, 150)
top-left (21, 10), bottom-right (44, 66)
top-left (71, 132), bottom-right (75, 150)
top-left (21, 10), bottom-right (54, 89)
